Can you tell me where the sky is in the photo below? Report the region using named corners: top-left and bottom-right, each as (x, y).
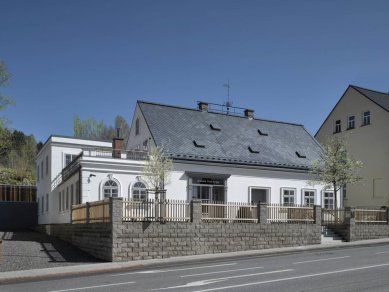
top-left (1, 0), bottom-right (389, 143)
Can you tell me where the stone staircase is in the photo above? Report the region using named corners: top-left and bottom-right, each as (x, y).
top-left (321, 226), bottom-right (345, 244)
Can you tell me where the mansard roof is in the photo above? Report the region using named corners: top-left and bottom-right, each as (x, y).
top-left (138, 101), bottom-right (322, 171)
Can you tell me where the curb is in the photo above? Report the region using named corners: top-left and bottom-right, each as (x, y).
top-left (1, 238), bottom-right (389, 284)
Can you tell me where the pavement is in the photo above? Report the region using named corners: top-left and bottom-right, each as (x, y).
top-left (2, 236), bottom-right (389, 284)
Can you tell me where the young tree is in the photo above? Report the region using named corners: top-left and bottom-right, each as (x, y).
top-left (142, 146), bottom-right (172, 200)
top-left (0, 60), bottom-right (14, 127)
top-left (310, 136), bottom-right (363, 209)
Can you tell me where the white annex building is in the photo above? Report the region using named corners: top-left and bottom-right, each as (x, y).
top-left (37, 101), bottom-right (340, 224)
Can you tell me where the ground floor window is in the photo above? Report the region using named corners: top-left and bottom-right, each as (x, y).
top-left (324, 191), bottom-right (334, 209)
top-left (303, 190), bottom-right (315, 207)
top-left (281, 188), bottom-right (296, 206)
top-left (103, 180), bottom-right (119, 198)
top-left (188, 177), bottom-right (226, 202)
top-left (132, 181), bottom-right (148, 201)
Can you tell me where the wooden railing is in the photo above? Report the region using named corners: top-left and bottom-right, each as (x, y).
top-left (267, 204), bottom-right (314, 223)
top-left (355, 208), bottom-right (387, 224)
top-left (122, 199), bottom-right (190, 222)
top-left (72, 199), bottom-right (110, 224)
top-left (321, 208), bottom-right (345, 225)
top-left (201, 201), bottom-right (258, 223)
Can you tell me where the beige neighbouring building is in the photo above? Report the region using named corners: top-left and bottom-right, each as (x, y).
top-left (315, 85), bottom-right (389, 208)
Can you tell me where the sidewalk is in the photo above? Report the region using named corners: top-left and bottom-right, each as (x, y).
top-left (1, 237), bottom-right (389, 284)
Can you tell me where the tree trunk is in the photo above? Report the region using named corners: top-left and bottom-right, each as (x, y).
top-left (333, 182), bottom-right (338, 223)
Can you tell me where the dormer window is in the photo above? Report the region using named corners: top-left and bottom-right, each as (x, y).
top-left (210, 124), bottom-right (221, 131)
top-left (248, 146), bottom-right (259, 154)
top-left (295, 151), bottom-right (306, 158)
top-left (257, 129), bottom-right (268, 136)
top-left (193, 140), bottom-right (205, 148)
top-left (334, 120), bottom-right (341, 133)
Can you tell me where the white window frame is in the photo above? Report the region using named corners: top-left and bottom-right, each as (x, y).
top-left (334, 120), bottom-right (341, 133)
top-left (322, 190), bottom-right (335, 209)
top-left (362, 110), bottom-right (371, 126)
top-left (301, 189), bottom-right (316, 207)
top-left (64, 153), bottom-right (78, 168)
top-left (347, 115), bottom-right (355, 129)
top-left (280, 188), bottom-right (296, 206)
top-left (132, 181), bottom-right (148, 201)
top-left (100, 177), bottom-right (121, 199)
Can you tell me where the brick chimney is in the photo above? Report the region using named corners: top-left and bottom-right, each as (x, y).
top-left (112, 128), bottom-right (124, 158)
top-left (244, 109), bottom-right (254, 119)
top-left (198, 101), bottom-right (209, 111)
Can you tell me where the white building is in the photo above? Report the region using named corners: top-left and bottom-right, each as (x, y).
top-left (37, 101), bottom-right (338, 224)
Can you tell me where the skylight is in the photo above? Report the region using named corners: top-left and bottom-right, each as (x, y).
top-left (257, 129), bottom-right (268, 136)
top-left (295, 151), bottom-right (306, 158)
top-left (210, 124), bottom-right (221, 131)
top-left (248, 146), bottom-right (260, 154)
top-left (193, 140), bottom-right (205, 148)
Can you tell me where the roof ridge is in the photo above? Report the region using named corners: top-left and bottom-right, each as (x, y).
top-left (350, 84), bottom-right (389, 96)
top-left (137, 100), bottom-right (304, 127)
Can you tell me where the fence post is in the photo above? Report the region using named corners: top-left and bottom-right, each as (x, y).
top-left (110, 197), bottom-right (123, 262)
top-left (344, 207), bottom-right (355, 242)
top-left (258, 202), bottom-right (268, 224)
top-left (314, 205), bottom-right (321, 225)
top-left (109, 197), bottom-right (123, 224)
top-left (386, 208), bottom-right (389, 225)
top-left (86, 202), bottom-right (90, 224)
top-left (190, 200), bottom-right (202, 223)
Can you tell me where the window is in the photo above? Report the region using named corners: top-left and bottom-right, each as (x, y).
top-left (303, 190), bottom-right (315, 207)
top-left (324, 191), bottom-right (334, 209)
top-left (103, 180), bottom-right (119, 198)
top-left (62, 189), bottom-right (65, 211)
top-left (37, 165), bottom-right (39, 181)
top-left (59, 191), bottom-right (62, 212)
top-left (334, 120), bottom-right (341, 133)
top-left (132, 182), bottom-right (148, 201)
top-left (41, 161), bottom-right (44, 179)
top-left (347, 116), bottom-right (355, 129)
top-left (362, 111), bottom-right (370, 126)
top-left (75, 181), bottom-right (80, 205)
top-left (65, 154), bottom-right (77, 167)
top-left (46, 156), bottom-right (49, 175)
top-left (41, 196), bottom-right (44, 213)
top-left (46, 193), bottom-right (49, 212)
top-left (71, 184), bottom-right (74, 206)
top-left (143, 139), bottom-right (148, 151)
top-left (282, 188), bottom-right (295, 206)
top-left (66, 187), bottom-right (69, 210)
top-left (135, 118), bottom-right (140, 135)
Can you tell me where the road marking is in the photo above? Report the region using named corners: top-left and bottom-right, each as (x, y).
top-left (154, 269), bottom-right (293, 290)
top-left (192, 262), bottom-right (389, 292)
top-left (293, 256), bottom-right (350, 264)
top-left (180, 266), bottom-right (264, 278)
top-left (48, 281), bottom-right (135, 292)
top-left (376, 251), bottom-right (389, 254)
top-left (111, 263), bottom-right (237, 276)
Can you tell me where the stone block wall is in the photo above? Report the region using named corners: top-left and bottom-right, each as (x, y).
top-left (349, 224), bottom-right (389, 241)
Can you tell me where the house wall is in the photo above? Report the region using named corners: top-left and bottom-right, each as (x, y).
top-left (127, 104), bottom-right (155, 151)
top-left (315, 87), bottom-right (389, 207)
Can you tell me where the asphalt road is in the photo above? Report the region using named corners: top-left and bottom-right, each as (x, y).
top-left (3, 243), bottom-right (389, 291)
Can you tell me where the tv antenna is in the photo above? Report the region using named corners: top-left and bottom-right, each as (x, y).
top-left (223, 80), bottom-right (233, 114)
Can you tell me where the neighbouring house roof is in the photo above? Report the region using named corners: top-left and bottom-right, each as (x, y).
top-left (138, 101), bottom-right (323, 170)
top-left (351, 85), bottom-right (389, 112)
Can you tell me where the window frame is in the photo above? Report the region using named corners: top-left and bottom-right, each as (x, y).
top-left (281, 187), bottom-right (296, 206)
top-left (347, 115), bottom-right (355, 130)
top-left (132, 181), bottom-right (148, 201)
top-left (323, 191), bottom-right (335, 209)
top-left (301, 189), bottom-right (316, 207)
top-left (334, 119), bottom-right (341, 133)
top-left (103, 180), bottom-right (119, 199)
top-left (135, 118), bottom-right (140, 135)
top-left (362, 110), bottom-right (371, 126)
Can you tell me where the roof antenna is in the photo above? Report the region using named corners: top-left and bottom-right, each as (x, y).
top-left (223, 80), bottom-right (233, 114)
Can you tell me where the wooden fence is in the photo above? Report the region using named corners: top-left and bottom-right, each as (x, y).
top-left (267, 204), bottom-right (314, 223)
top-left (201, 201), bottom-right (258, 223)
top-left (355, 208), bottom-right (387, 224)
top-left (122, 199), bottom-right (190, 222)
top-left (321, 208), bottom-right (345, 225)
top-left (72, 199), bottom-right (110, 223)
top-left (0, 184), bottom-right (36, 202)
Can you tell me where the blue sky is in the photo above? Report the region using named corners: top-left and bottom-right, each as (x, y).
top-left (1, 0), bottom-right (389, 142)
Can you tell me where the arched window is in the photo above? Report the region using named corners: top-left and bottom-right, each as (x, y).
top-left (103, 180), bottom-right (119, 198)
top-left (132, 182), bottom-right (147, 201)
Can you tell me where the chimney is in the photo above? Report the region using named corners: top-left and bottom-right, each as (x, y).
top-left (198, 101), bottom-right (209, 112)
top-left (244, 109), bottom-right (254, 119)
top-left (112, 128), bottom-right (124, 158)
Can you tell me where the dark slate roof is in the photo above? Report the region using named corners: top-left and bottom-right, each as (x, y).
top-left (351, 85), bottom-right (389, 112)
top-left (138, 101), bottom-right (323, 170)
